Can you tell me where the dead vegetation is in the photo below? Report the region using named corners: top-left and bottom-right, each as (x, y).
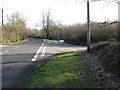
top-left (83, 39), bottom-right (119, 88)
top-left (38, 21), bottom-right (118, 45)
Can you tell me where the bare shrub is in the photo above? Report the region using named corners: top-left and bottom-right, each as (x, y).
top-left (46, 21), bottom-right (118, 45)
top-left (2, 12), bottom-right (29, 43)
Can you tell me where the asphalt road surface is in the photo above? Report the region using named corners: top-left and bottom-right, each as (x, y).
top-left (2, 38), bottom-right (43, 88)
top-left (1, 38), bottom-right (87, 88)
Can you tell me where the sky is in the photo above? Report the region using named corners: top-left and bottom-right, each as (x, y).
top-left (0, 0), bottom-right (118, 29)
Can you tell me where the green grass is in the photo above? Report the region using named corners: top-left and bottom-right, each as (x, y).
top-left (43, 39), bottom-right (65, 45)
top-left (1, 38), bottom-right (29, 45)
top-left (22, 51), bottom-right (100, 88)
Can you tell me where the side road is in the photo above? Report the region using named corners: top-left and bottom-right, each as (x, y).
top-left (2, 38), bottom-right (86, 88)
top-left (42, 44), bottom-right (87, 58)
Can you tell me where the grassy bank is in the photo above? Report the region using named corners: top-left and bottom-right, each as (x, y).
top-left (43, 39), bottom-right (62, 45)
top-left (43, 39), bottom-right (67, 45)
top-left (22, 51), bottom-right (100, 88)
top-left (1, 38), bottom-right (29, 45)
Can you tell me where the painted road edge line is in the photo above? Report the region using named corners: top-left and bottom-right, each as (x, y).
top-left (0, 51), bottom-right (9, 54)
top-left (31, 43), bottom-right (44, 62)
top-left (14, 46), bottom-right (20, 49)
top-left (41, 46), bottom-right (46, 57)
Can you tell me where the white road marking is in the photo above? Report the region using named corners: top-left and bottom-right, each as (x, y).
top-left (14, 47), bottom-right (20, 49)
top-left (31, 43), bottom-right (44, 62)
top-left (41, 47), bottom-right (46, 57)
top-left (0, 51), bottom-right (9, 54)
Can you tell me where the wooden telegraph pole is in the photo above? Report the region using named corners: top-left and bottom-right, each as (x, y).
top-left (118, 2), bottom-right (120, 42)
top-left (2, 8), bottom-right (4, 30)
top-left (87, 0), bottom-right (90, 52)
top-left (118, 2), bottom-right (120, 22)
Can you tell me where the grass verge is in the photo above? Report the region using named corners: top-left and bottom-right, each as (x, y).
top-left (22, 51), bottom-right (100, 88)
top-left (43, 39), bottom-right (66, 45)
top-left (1, 38), bottom-right (29, 45)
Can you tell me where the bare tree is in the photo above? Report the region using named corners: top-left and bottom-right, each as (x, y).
top-left (75, 0), bottom-right (120, 2)
top-left (41, 10), bottom-right (53, 39)
top-left (6, 12), bottom-right (27, 41)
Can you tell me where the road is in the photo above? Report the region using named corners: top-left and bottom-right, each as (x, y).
top-left (1, 38), bottom-right (87, 88)
top-left (2, 38), bottom-right (43, 88)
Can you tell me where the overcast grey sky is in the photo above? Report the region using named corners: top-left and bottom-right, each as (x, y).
top-left (0, 0), bottom-right (118, 29)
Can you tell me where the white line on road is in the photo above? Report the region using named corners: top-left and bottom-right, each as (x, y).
top-left (31, 43), bottom-right (44, 62)
top-left (0, 51), bottom-right (9, 54)
top-left (41, 46), bottom-right (46, 57)
top-left (14, 47), bottom-right (20, 49)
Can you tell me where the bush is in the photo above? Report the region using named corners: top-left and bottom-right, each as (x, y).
top-left (40, 21), bottom-right (118, 45)
top-left (1, 12), bottom-right (29, 43)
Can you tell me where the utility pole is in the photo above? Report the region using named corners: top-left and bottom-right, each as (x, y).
top-left (118, 2), bottom-right (120, 42)
top-left (2, 8), bottom-right (4, 30)
top-left (118, 2), bottom-right (120, 22)
top-left (87, 0), bottom-right (90, 52)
